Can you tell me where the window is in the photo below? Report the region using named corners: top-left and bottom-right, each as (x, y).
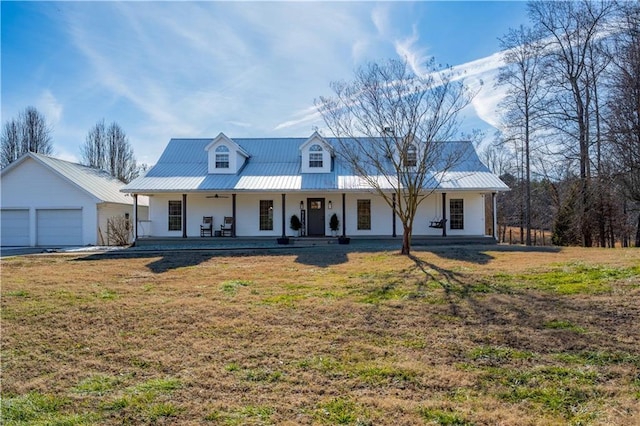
top-left (450, 199), bottom-right (464, 229)
top-left (357, 199), bottom-right (371, 230)
top-left (405, 145), bottom-right (417, 167)
top-left (309, 144), bottom-right (323, 168)
top-left (215, 145), bottom-right (230, 169)
top-left (259, 200), bottom-right (274, 231)
top-left (168, 200), bottom-right (182, 231)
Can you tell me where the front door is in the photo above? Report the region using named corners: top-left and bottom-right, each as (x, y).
top-left (307, 198), bottom-right (325, 236)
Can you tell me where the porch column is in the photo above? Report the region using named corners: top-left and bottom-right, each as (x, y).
top-left (392, 192), bottom-right (397, 238)
top-left (133, 194), bottom-right (138, 241)
top-left (232, 193), bottom-right (237, 237)
top-left (281, 193), bottom-right (286, 238)
top-left (182, 194), bottom-right (187, 238)
top-left (492, 192), bottom-right (497, 241)
top-left (441, 192), bottom-right (447, 237)
top-left (341, 193), bottom-right (346, 237)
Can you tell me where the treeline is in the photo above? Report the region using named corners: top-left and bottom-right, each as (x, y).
top-left (485, 0), bottom-right (639, 247)
top-left (1, 107), bottom-right (142, 183)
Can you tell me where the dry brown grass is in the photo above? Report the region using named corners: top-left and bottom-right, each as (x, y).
top-left (2, 245), bottom-right (639, 425)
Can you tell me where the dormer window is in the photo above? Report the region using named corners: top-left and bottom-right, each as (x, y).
top-left (309, 144), bottom-right (323, 168)
top-left (215, 145), bottom-right (230, 169)
top-left (405, 145), bottom-right (417, 167)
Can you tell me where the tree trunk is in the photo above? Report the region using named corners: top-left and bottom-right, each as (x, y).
top-left (635, 212), bottom-right (640, 248)
top-left (402, 226), bottom-right (412, 255)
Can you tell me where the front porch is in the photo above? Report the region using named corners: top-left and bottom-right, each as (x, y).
top-left (133, 235), bottom-right (498, 250)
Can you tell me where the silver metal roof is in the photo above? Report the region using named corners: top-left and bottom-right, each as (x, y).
top-left (123, 137), bottom-right (509, 193)
top-left (3, 152), bottom-right (148, 205)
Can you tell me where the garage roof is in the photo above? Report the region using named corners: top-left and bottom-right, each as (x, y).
top-left (1, 152), bottom-right (148, 206)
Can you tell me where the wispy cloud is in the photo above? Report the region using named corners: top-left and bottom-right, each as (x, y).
top-left (37, 89), bottom-right (63, 128)
top-left (275, 49), bottom-right (509, 133)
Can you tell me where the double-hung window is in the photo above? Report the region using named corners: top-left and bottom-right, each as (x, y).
top-left (309, 144), bottom-right (323, 168)
top-left (168, 200), bottom-right (182, 231)
top-left (449, 199), bottom-right (464, 229)
top-left (259, 200), bottom-right (274, 231)
top-left (357, 199), bottom-right (371, 230)
top-left (215, 145), bottom-right (230, 169)
top-left (405, 145), bottom-right (417, 167)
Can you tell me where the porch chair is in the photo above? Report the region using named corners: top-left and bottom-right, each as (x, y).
top-left (220, 216), bottom-right (234, 237)
top-left (200, 216), bottom-right (213, 237)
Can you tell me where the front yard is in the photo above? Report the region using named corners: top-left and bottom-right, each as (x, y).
top-left (1, 246), bottom-right (639, 425)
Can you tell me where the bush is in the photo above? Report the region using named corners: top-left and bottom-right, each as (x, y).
top-left (290, 214), bottom-right (302, 231)
top-left (329, 213), bottom-right (340, 231)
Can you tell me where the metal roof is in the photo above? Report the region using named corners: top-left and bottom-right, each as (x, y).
top-left (123, 137), bottom-right (509, 193)
top-left (2, 152), bottom-right (148, 205)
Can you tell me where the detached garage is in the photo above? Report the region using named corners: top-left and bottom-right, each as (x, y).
top-left (1, 152), bottom-right (148, 247)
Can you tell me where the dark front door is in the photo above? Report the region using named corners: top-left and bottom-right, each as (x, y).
top-left (307, 198), bottom-right (325, 236)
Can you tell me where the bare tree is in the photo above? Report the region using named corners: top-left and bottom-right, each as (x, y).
top-left (497, 24), bottom-right (548, 245)
top-left (1, 119), bottom-right (21, 167)
top-left (316, 59), bottom-right (475, 255)
top-left (1, 106), bottom-right (53, 167)
top-left (604, 2), bottom-right (640, 246)
top-left (529, 0), bottom-right (616, 247)
top-left (81, 120), bottom-right (139, 183)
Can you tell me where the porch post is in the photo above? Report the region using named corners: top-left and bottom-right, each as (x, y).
top-left (392, 192), bottom-right (397, 238)
top-left (133, 194), bottom-right (138, 241)
top-left (441, 192), bottom-right (447, 237)
top-left (232, 193), bottom-right (237, 237)
top-left (341, 193), bottom-right (346, 237)
top-left (281, 193), bottom-right (286, 238)
top-left (182, 194), bottom-right (187, 238)
top-left (492, 192), bottom-right (497, 241)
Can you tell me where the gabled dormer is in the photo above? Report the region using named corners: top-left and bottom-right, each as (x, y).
top-left (300, 132), bottom-right (333, 174)
top-left (205, 133), bottom-right (250, 174)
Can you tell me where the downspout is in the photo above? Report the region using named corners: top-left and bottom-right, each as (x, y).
top-left (182, 194), bottom-right (187, 238)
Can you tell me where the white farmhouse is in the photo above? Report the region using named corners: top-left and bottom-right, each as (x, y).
top-left (122, 132), bottom-right (508, 243)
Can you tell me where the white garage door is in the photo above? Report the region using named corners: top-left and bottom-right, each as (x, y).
top-left (1, 209), bottom-right (30, 246)
top-left (37, 209), bottom-right (82, 246)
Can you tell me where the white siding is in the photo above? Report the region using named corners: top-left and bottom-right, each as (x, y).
top-left (145, 191), bottom-right (489, 238)
top-left (97, 203), bottom-right (148, 245)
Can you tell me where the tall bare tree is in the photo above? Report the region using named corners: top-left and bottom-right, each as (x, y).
top-left (497, 24), bottom-right (548, 245)
top-left (81, 120), bottom-right (139, 183)
top-left (316, 59), bottom-right (475, 255)
top-left (528, 0), bottom-right (616, 247)
top-left (604, 2), bottom-right (640, 246)
top-left (1, 106), bottom-right (53, 167)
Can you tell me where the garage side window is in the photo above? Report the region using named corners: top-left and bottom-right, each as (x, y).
top-left (168, 200), bottom-right (182, 231)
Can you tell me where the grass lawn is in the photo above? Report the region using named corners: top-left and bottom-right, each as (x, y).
top-left (1, 245), bottom-right (639, 425)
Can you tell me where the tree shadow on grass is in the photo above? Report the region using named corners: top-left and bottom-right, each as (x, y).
top-left (75, 250), bottom-right (213, 273)
top-left (418, 244), bottom-right (561, 265)
top-left (74, 245), bottom-right (353, 273)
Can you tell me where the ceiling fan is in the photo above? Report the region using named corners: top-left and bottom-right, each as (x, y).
top-left (206, 194), bottom-right (230, 199)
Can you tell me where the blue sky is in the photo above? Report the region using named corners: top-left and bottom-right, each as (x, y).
top-left (2, 1), bottom-right (529, 166)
